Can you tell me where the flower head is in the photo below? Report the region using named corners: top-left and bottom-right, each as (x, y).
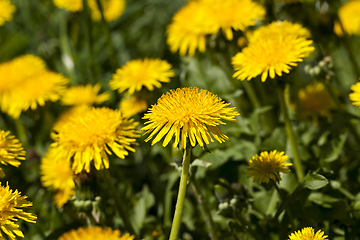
top-left (88, 0), bottom-right (125, 22)
top-left (298, 82), bottom-right (335, 119)
top-left (167, 0), bottom-right (218, 56)
top-left (288, 227), bottom-right (328, 240)
top-left (40, 149), bottom-right (75, 208)
top-left (53, 0), bottom-right (83, 11)
top-left (0, 54), bottom-right (69, 119)
top-left (0, 130), bottom-right (25, 178)
top-left (0, 0), bottom-right (16, 26)
top-left (334, 0), bottom-right (360, 36)
top-left (142, 87), bottom-right (239, 149)
top-left (167, 0), bottom-right (264, 55)
top-left (246, 150), bottom-right (292, 184)
top-left (232, 21), bottom-right (315, 82)
top-left (110, 59), bottom-right (174, 96)
top-left (51, 107), bottom-right (140, 173)
top-left (0, 182), bottom-right (37, 240)
top-left (61, 83), bottom-right (110, 106)
top-left (120, 96), bottom-right (148, 118)
top-left (205, 0), bottom-right (265, 40)
top-left (58, 226), bottom-right (135, 240)
top-left (350, 81), bottom-right (360, 107)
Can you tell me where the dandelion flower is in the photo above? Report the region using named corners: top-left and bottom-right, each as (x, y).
top-left (232, 21), bottom-right (315, 82)
top-left (40, 149), bottom-right (75, 208)
top-left (120, 96), bottom-right (148, 118)
top-left (288, 227), bottom-right (328, 240)
top-left (51, 107), bottom-right (140, 173)
top-left (61, 83), bottom-right (110, 106)
top-left (58, 226), bottom-right (135, 240)
top-left (334, 0), bottom-right (360, 36)
top-left (110, 59), bottom-right (174, 96)
top-left (166, 1), bottom-right (218, 56)
top-left (0, 0), bottom-right (16, 26)
top-left (0, 182), bottom-right (37, 240)
top-left (0, 130), bottom-right (25, 178)
top-left (53, 0), bottom-right (83, 12)
top-left (246, 150), bottom-right (292, 184)
top-left (88, 0), bottom-right (125, 22)
top-left (142, 87), bottom-right (239, 149)
top-left (0, 54), bottom-right (69, 119)
top-left (350, 81), bottom-right (360, 107)
top-left (298, 82), bottom-right (335, 119)
top-left (205, 0), bottom-right (265, 40)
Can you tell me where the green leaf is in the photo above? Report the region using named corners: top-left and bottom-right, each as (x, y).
top-left (301, 172), bottom-right (329, 190)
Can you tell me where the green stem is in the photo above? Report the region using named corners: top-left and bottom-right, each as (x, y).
top-left (277, 85), bottom-right (304, 180)
top-left (96, 0), bottom-right (119, 70)
top-left (242, 81), bottom-right (261, 109)
top-left (169, 147), bottom-right (191, 240)
top-left (101, 168), bottom-right (136, 237)
top-left (15, 118), bottom-right (28, 148)
top-left (337, 15), bottom-right (360, 80)
top-left (190, 180), bottom-right (218, 240)
top-left (82, 0), bottom-right (97, 84)
top-left (59, 13), bottom-right (78, 85)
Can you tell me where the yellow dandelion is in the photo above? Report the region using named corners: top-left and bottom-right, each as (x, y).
top-left (350, 81), bottom-right (360, 107)
top-left (61, 83), bottom-right (110, 106)
top-left (58, 226), bottom-right (135, 240)
top-left (53, 0), bottom-right (83, 12)
top-left (40, 149), bottom-right (75, 208)
top-left (205, 0), bottom-right (265, 40)
top-left (334, 0), bottom-right (360, 36)
top-left (142, 87), bottom-right (239, 149)
top-left (246, 150), bottom-right (292, 184)
top-left (298, 82), bottom-right (335, 119)
top-left (0, 182), bottom-right (37, 240)
top-left (288, 227), bottom-right (328, 240)
top-left (120, 96), bottom-right (148, 118)
top-left (0, 54), bottom-right (69, 119)
top-left (249, 20), bottom-right (312, 42)
top-left (0, 0), bottom-right (16, 26)
top-left (0, 130), bottom-right (25, 178)
top-left (51, 107), bottom-right (140, 173)
top-left (232, 21), bottom-right (315, 82)
top-left (88, 0), bottom-right (125, 22)
top-left (166, 1), bottom-right (218, 56)
top-left (53, 105), bottom-right (88, 133)
top-left (110, 58), bottom-right (174, 96)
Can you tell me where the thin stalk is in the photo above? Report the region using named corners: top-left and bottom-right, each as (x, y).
top-left (95, 0), bottom-right (119, 69)
top-left (273, 182), bottom-right (296, 229)
top-left (15, 118), bottom-right (28, 148)
top-left (242, 81), bottom-right (261, 109)
top-left (101, 168), bottom-right (136, 236)
top-left (190, 180), bottom-right (218, 240)
top-left (277, 85), bottom-right (304, 180)
top-left (82, 0), bottom-right (97, 84)
top-left (169, 147), bottom-right (191, 240)
top-left (337, 16), bottom-right (360, 80)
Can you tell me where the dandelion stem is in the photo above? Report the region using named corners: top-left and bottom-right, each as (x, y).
top-left (242, 81), bottom-right (261, 109)
top-left (336, 15), bottom-right (360, 80)
top-left (277, 86), bottom-right (304, 180)
top-left (169, 147), bottom-right (191, 240)
top-left (101, 168), bottom-right (136, 236)
top-left (95, 0), bottom-right (119, 70)
top-left (190, 180), bottom-right (218, 240)
top-left (14, 118), bottom-right (28, 148)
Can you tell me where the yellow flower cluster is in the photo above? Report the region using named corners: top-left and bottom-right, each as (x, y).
top-left (0, 0), bottom-right (16, 26)
top-left (0, 182), bottom-right (37, 240)
top-left (167, 0), bottom-right (265, 55)
top-left (232, 21), bottom-right (315, 82)
top-left (289, 227), bottom-right (328, 240)
top-left (58, 226), bottom-right (135, 240)
top-left (0, 55), bottom-right (69, 119)
top-left (0, 130), bottom-right (25, 178)
top-left (142, 87), bottom-right (239, 149)
top-left (53, 0), bottom-right (125, 22)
